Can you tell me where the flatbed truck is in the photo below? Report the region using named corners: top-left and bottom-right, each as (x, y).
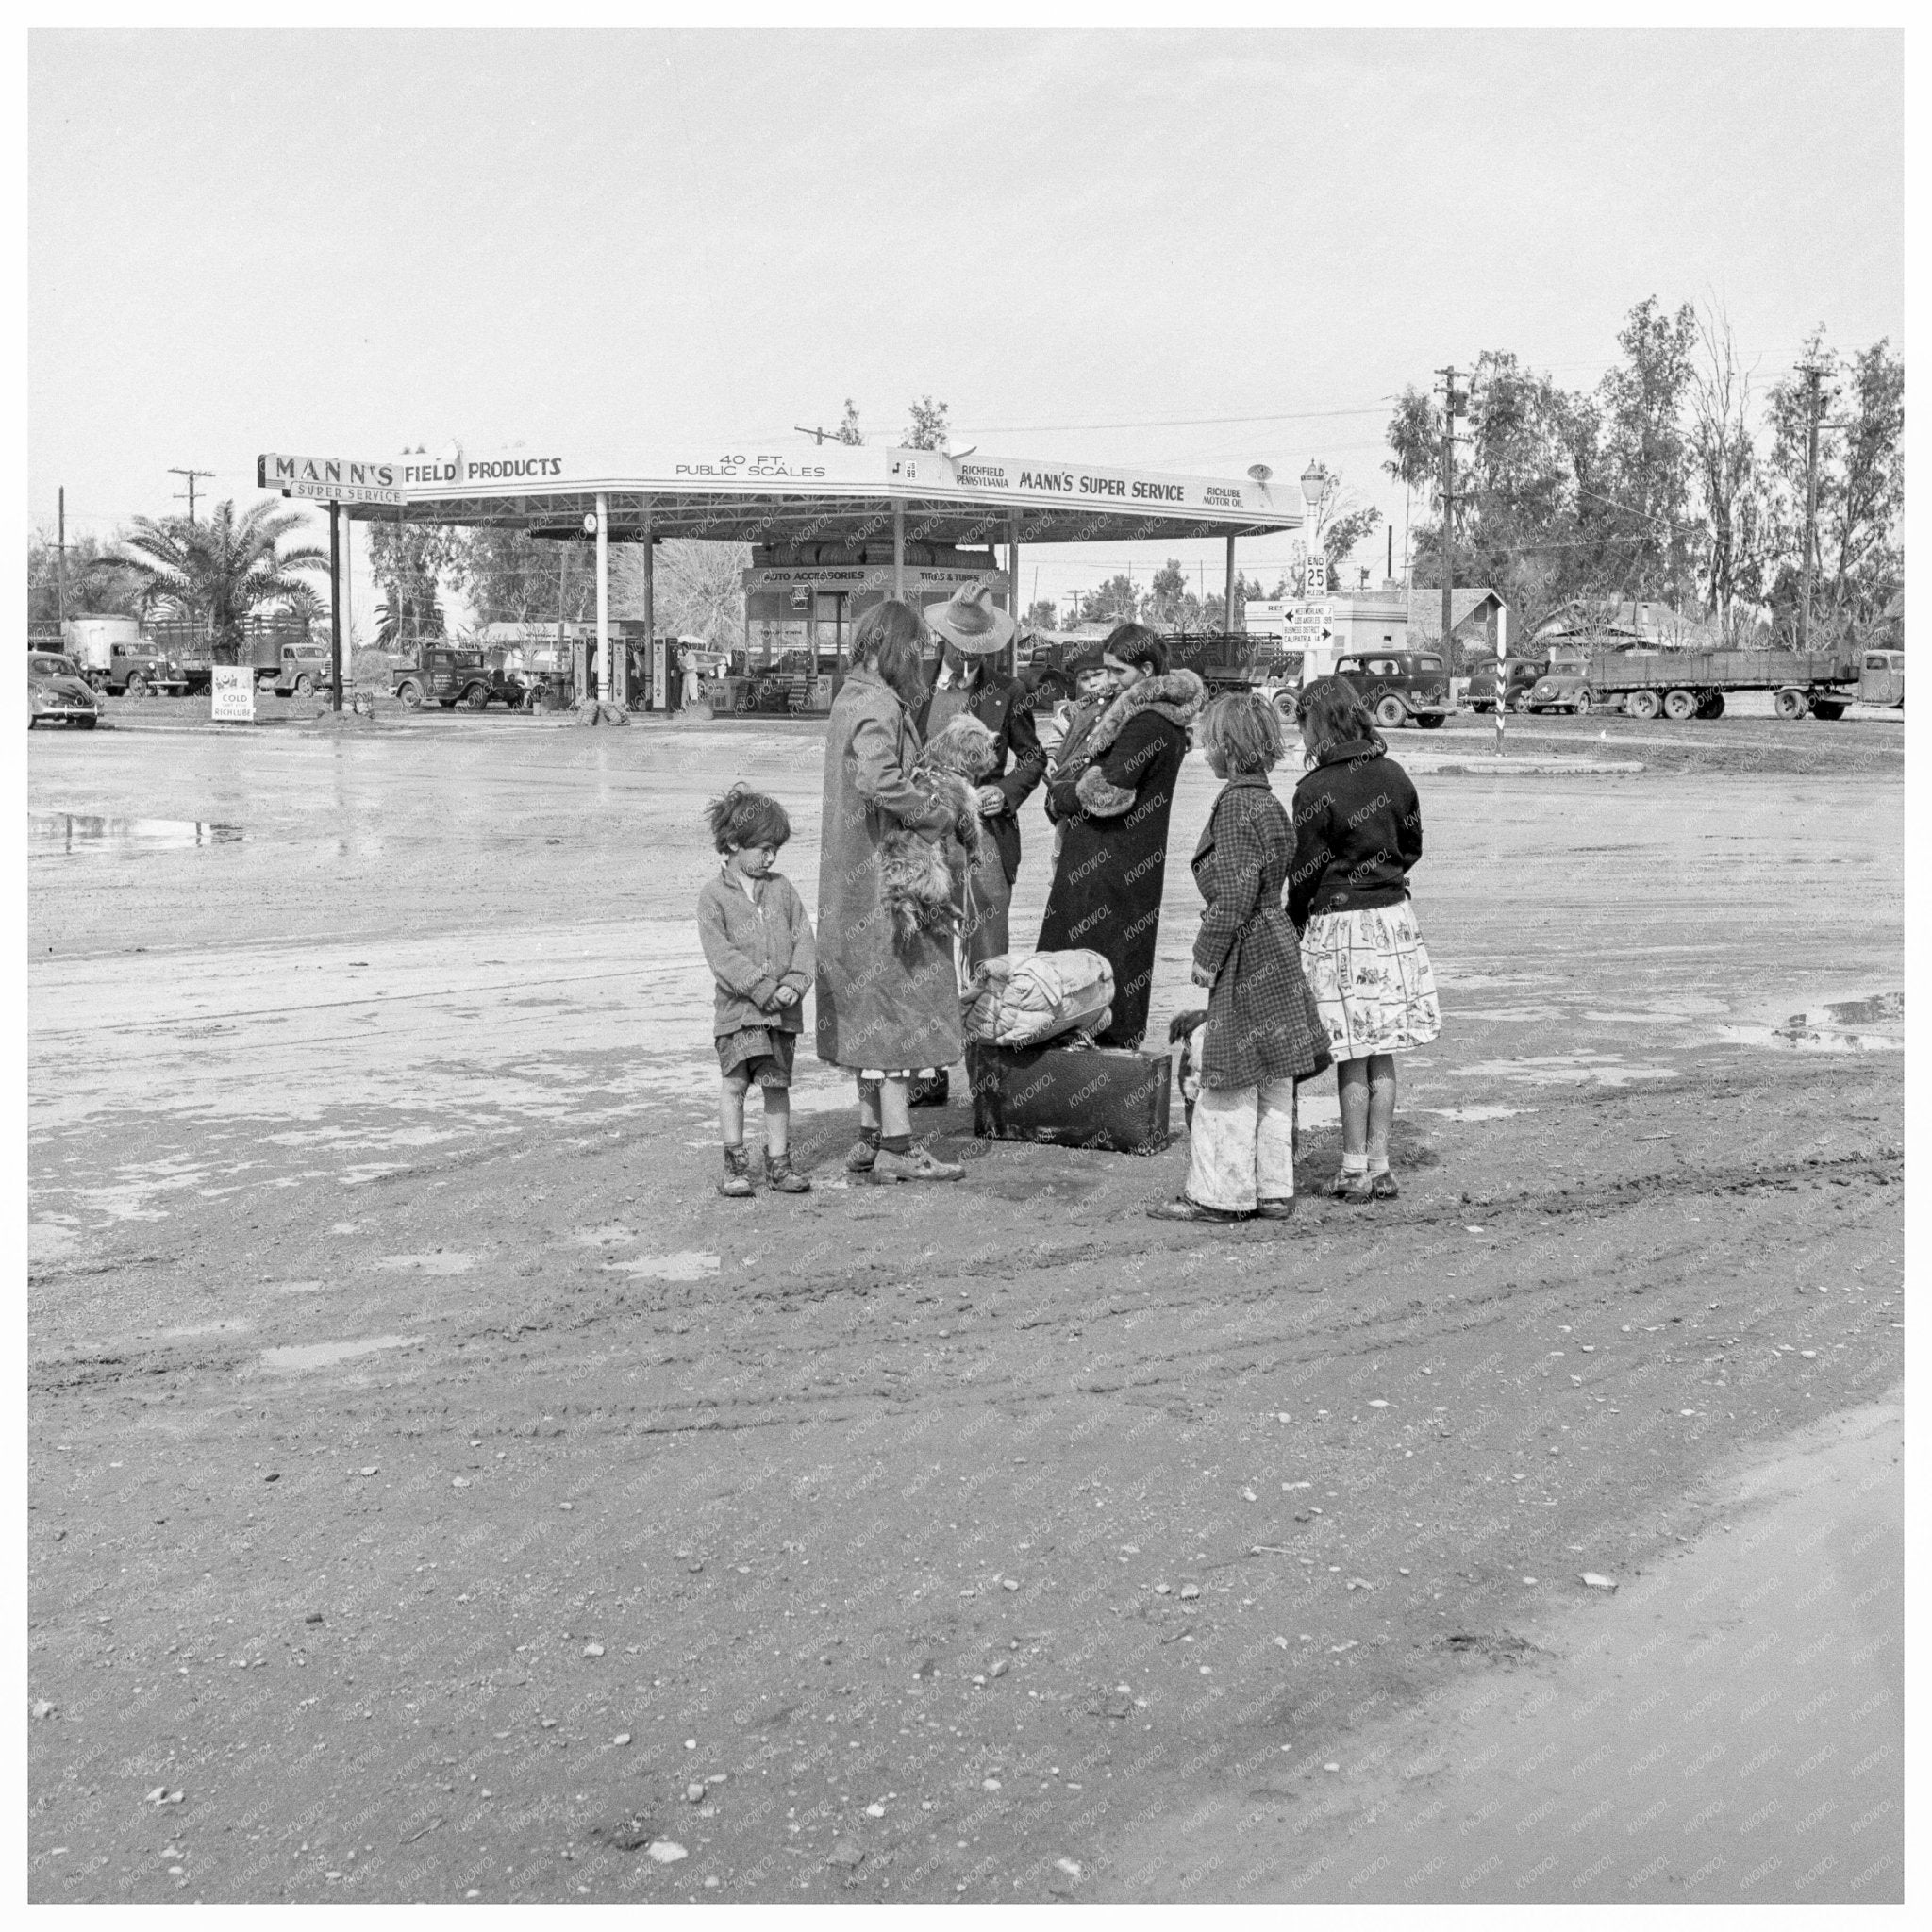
top-left (1526, 644), bottom-right (1897, 721)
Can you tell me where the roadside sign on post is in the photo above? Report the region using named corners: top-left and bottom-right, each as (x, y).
top-left (1303, 549), bottom-right (1324, 597)
top-left (210, 665), bottom-right (256, 724)
top-left (1280, 602), bottom-right (1336, 685)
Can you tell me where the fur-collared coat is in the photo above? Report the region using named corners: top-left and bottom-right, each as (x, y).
top-left (1036, 667), bottom-right (1206, 1050)
top-left (814, 664), bottom-right (963, 1074)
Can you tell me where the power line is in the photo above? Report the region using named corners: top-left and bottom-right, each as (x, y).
top-left (959, 402), bottom-right (1396, 435)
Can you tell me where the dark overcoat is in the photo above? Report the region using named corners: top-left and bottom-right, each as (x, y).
top-left (913, 667), bottom-right (1046, 886)
top-left (1190, 774), bottom-right (1332, 1091)
top-left (814, 664), bottom-right (963, 1072)
top-left (1035, 668), bottom-right (1205, 1050)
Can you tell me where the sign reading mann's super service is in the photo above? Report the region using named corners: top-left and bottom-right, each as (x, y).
top-left (952, 457), bottom-right (1254, 513)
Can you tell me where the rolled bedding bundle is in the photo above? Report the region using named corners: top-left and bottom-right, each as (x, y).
top-left (961, 949), bottom-right (1114, 1048)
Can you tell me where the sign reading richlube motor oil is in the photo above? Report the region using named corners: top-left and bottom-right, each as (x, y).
top-left (209, 665), bottom-right (256, 723)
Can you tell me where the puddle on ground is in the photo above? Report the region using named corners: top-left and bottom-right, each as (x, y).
top-left (1420, 1105), bottom-right (1541, 1122)
top-left (30, 814), bottom-right (242, 854)
top-left (571, 1225), bottom-right (638, 1248)
top-left (257, 1334), bottom-right (424, 1374)
top-left (1451, 1054), bottom-right (1677, 1089)
top-left (1724, 991), bottom-right (1904, 1054)
top-left (27, 1222), bottom-right (80, 1263)
top-left (372, 1252), bottom-right (475, 1274)
top-left (601, 1251), bottom-right (721, 1281)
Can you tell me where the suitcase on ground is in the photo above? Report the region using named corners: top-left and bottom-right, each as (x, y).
top-left (965, 1041), bottom-right (1172, 1154)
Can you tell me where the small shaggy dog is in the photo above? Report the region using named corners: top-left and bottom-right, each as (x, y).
top-left (880, 713), bottom-right (998, 945)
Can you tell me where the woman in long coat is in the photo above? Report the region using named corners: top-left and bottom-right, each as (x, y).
top-left (815, 600), bottom-right (966, 1185)
top-left (1037, 624), bottom-right (1205, 1049)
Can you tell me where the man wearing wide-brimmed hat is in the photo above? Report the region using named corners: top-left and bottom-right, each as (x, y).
top-left (914, 582), bottom-right (1046, 969)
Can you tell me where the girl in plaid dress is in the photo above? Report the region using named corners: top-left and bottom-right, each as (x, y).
top-left (1287, 676), bottom-right (1441, 1203)
top-left (1150, 693), bottom-right (1330, 1224)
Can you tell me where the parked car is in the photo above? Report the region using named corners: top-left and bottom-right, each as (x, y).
top-left (28, 651), bottom-right (102, 728)
top-left (1465, 655), bottom-right (1547, 713)
top-left (1335, 649), bottom-right (1450, 729)
top-left (1524, 670), bottom-right (1597, 715)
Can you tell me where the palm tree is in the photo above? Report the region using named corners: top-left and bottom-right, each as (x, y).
top-left (118, 500), bottom-right (332, 662)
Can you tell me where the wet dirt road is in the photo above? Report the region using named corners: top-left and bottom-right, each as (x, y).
top-left (26, 713), bottom-right (1903, 1903)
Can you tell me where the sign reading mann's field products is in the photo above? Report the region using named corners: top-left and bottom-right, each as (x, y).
top-left (258, 450), bottom-right (570, 506)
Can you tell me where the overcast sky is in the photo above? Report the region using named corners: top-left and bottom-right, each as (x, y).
top-left (30, 28), bottom-right (1903, 615)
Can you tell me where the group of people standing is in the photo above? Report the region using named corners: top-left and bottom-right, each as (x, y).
top-left (695, 586), bottom-right (1440, 1220)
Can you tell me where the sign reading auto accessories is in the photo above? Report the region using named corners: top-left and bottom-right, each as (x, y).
top-left (742, 565), bottom-right (1009, 595)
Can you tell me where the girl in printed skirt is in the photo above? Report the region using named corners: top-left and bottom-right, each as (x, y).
top-left (1287, 676), bottom-right (1441, 1203)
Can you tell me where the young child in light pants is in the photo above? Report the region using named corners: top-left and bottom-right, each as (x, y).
top-left (1149, 692), bottom-right (1330, 1224)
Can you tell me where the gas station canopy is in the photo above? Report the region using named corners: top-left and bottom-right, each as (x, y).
top-left (258, 440), bottom-right (1306, 710)
top-left (258, 441), bottom-right (1304, 548)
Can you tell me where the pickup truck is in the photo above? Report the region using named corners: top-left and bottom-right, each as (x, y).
top-left (252, 639), bottom-right (335, 697)
top-left (392, 645), bottom-right (518, 709)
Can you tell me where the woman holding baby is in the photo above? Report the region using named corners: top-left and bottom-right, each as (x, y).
top-left (814, 598), bottom-right (974, 1185)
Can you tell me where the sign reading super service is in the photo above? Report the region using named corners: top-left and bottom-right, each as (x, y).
top-left (951, 457), bottom-right (1257, 516)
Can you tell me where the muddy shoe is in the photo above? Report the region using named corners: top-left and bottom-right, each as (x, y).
top-left (718, 1146), bottom-right (754, 1199)
top-left (1254, 1196), bottom-right (1296, 1220)
top-left (1146, 1196), bottom-right (1252, 1224)
top-left (1331, 1171), bottom-right (1373, 1205)
top-left (870, 1145), bottom-right (963, 1183)
top-left (844, 1139), bottom-right (879, 1174)
top-left (765, 1152), bottom-right (812, 1194)
top-left (1368, 1171), bottom-right (1399, 1201)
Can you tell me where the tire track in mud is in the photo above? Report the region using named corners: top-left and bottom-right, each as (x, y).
top-left (42, 1146), bottom-right (1884, 1445)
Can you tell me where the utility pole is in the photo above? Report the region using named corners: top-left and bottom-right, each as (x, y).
top-left (57, 486), bottom-right (68, 622)
top-left (169, 467), bottom-right (216, 523)
top-left (1434, 367), bottom-right (1464, 668)
top-left (1796, 359), bottom-right (1828, 656)
top-left (794, 424), bottom-right (834, 445)
top-left (328, 501), bottom-right (343, 713)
